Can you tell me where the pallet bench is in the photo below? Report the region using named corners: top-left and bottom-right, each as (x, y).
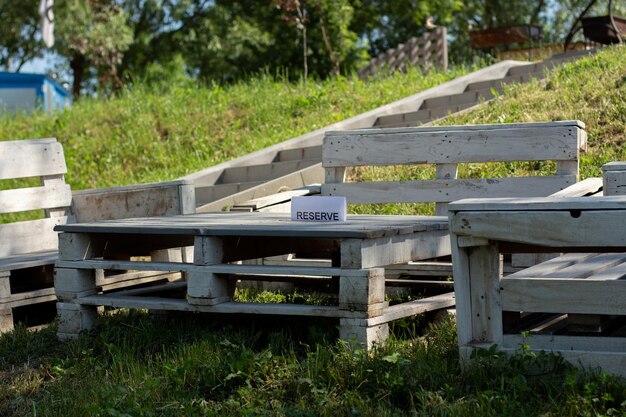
top-left (450, 162), bottom-right (626, 376)
top-left (0, 138), bottom-right (195, 331)
top-left (54, 212), bottom-right (451, 347)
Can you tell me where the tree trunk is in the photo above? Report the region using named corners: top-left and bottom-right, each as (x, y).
top-left (70, 53), bottom-right (87, 99)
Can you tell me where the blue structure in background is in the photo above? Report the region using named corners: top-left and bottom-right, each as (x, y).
top-left (0, 72), bottom-right (71, 114)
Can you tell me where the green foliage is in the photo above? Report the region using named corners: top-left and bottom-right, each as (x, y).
top-left (54, 0), bottom-right (133, 94)
top-left (0, 0), bottom-right (43, 72)
top-left (1, 313), bottom-right (624, 416)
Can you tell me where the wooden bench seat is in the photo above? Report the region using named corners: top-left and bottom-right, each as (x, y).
top-left (0, 138), bottom-right (195, 331)
top-left (450, 162), bottom-right (626, 376)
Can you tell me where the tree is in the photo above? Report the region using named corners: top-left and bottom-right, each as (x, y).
top-left (0, 0), bottom-right (45, 72)
top-left (55, 0), bottom-right (133, 97)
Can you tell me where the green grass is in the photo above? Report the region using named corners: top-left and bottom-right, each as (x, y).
top-left (0, 67), bottom-right (466, 190)
top-left (1, 46), bottom-right (626, 416)
top-left (2, 313), bottom-right (625, 416)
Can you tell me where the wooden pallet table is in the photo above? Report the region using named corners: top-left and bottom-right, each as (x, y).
top-left (450, 195), bottom-right (626, 376)
top-left (54, 212), bottom-right (452, 348)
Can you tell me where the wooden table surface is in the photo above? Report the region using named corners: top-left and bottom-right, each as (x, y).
top-left (55, 212), bottom-right (448, 239)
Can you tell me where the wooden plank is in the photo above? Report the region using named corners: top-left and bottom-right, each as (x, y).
top-left (469, 245), bottom-right (502, 345)
top-left (196, 164), bottom-right (324, 212)
top-left (231, 186), bottom-right (320, 211)
top-left (550, 177), bottom-right (603, 197)
top-left (542, 253), bottom-right (626, 278)
top-left (56, 259), bottom-right (375, 277)
top-left (40, 175), bottom-right (70, 218)
top-left (325, 120), bottom-right (585, 137)
top-left (450, 210), bottom-right (626, 249)
top-left (584, 260), bottom-right (626, 280)
top-left (341, 230), bottom-right (451, 269)
top-left (99, 273), bottom-right (175, 292)
top-left (0, 250), bottom-right (58, 272)
top-left (368, 292), bottom-right (456, 325)
top-left (322, 176), bottom-right (576, 204)
top-left (56, 213), bottom-right (447, 240)
top-left (452, 236), bottom-right (473, 346)
top-left (322, 125), bottom-right (582, 167)
top-left (507, 253), bottom-right (596, 278)
top-left (0, 184), bottom-right (72, 214)
top-left (72, 180), bottom-right (195, 223)
top-left (78, 295), bottom-right (365, 318)
top-left (556, 160), bottom-right (579, 177)
top-left (0, 217), bottom-right (66, 257)
top-left (501, 278), bottom-right (626, 315)
top-left (435, 163), bottom-right (458, 216)
top-left (1, 288), bottom-right (56, 308)
top-left (325, 167), bottom-right (347, 184)
top-left (449, 195), bottom-right (626, 212)
top-left (603, 163), bottom-right (626, 196)
top-left (0, 139), bottom-right (66, 180)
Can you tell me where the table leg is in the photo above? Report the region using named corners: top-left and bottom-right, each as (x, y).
top-left (452, 236), bottom-right (502, 362)
top-left (188, 236), bottom-right (233, 305)
top-left (340, 318), bottom-right (389, 350)
top-left (55, 233), bottom-right (102, 340)
top-left (338, 239), bottom-right (389, 348)
top-left (0, 272), bottom-right (13, 333)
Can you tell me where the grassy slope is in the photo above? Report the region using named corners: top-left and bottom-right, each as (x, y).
top-left (1, 46), bottom-right (626, 416)
top-left (0, 68), bottom-right (464, 190)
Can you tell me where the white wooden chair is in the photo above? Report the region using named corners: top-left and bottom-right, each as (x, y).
top-left (450, 162), bottom-right (626, 376)
top-left (0, 138), bottom-right (195, 331)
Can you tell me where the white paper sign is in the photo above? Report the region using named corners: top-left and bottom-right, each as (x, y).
top-left (291, 196), bottom-right (347, 222)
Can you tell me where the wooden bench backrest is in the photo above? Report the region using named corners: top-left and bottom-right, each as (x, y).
top-left (0, 138), bottom-right (71, 256)
top-left (322, 120), bottom-right (586, 214)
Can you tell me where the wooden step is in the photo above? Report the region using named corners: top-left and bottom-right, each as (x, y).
top-left (276, 146), bottom-right (322, 162)
top-left (421, 90), bottom-right (479, 109)
top-left (196, 181), bottom-right (263, 204)
top-left (465, 71), bottom-right (543, 92)
top-left (507, 62), bottom-right (543, 76)
top-left (197, 164), bottom-right (324, 211)
top-left (375, 100), bottom-right (480, 129)
top-left (221, 158), bottom-right (320, 184)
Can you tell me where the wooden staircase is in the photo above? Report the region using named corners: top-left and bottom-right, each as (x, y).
top-left (181, 50), bottom-right (594, 213)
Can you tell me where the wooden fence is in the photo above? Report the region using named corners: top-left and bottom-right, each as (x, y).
top-left (358, 27), bottom-right (448, 78)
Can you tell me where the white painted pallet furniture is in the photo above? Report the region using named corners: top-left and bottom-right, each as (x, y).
top-left (322, 120), bottom-right (591, 281)
top-left (322, 120), bottom-right (587, 215)
top-left (54, 212), bottom-right (451, 347)
top-left (231, 121), bottom-right (595, 316)
top-left (0, 138), bottom-right (195, 331)
top-left (450, 162), bottom-right (626, 377)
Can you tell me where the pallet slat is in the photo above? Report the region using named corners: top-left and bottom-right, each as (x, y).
top-left (322, 176), bottom-right (576, 204)
top-left (0, 184), bottom-right (72, 214)
top-left (323, 125), bottom-right (582, 167)
top-left (501, 278), bottom-right (626, 315)
top-left (0, 217), bottom-right (67, 257)
top-left (0, 140), bottom-right (66, 180)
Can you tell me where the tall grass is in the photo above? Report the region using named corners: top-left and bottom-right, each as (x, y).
top-left (2, 313), bottom-right (624, 416)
